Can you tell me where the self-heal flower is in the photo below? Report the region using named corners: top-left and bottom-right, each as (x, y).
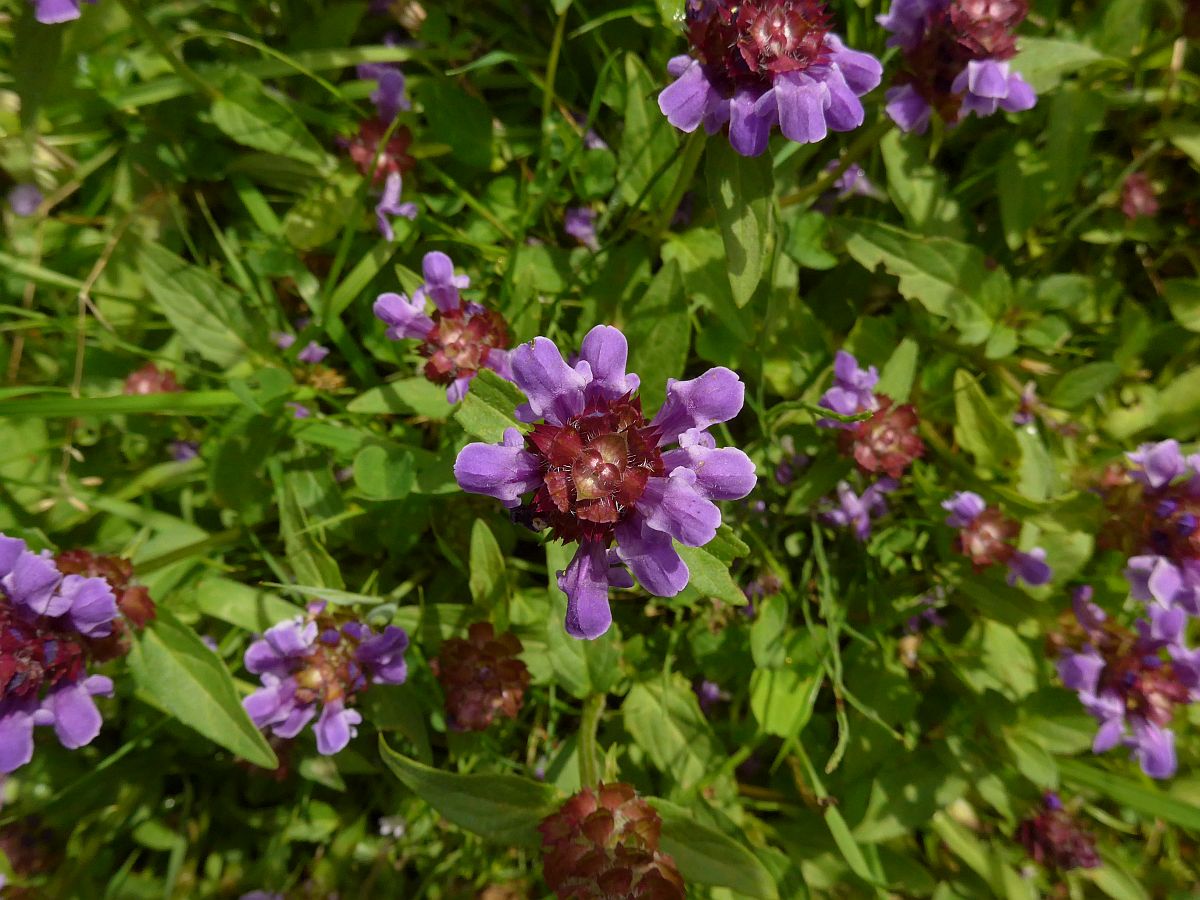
top-left (242, 603), bottom-right (408, 756)
top-left (658, 0), bottom-right (883, 156)
top-left (1015, 792), bottom-right (1101, 872)
top-left (564, 207), bottom-right (599, 251)
top-left (297, 341), bottom-right (330, 364)
top-left (942, 491), bottom-right (1051, 586)
top-left (878, 0), bottom-right (1035, 134)
top-left (818, 350), bottom-right (878, 423)
top-left (1121, 172), bottom-right (1159, 220)
top-left (7, 184), bottom-right (42, 216)
top-left (357, 61), bottom-right (410, 124)
top-left (1056, 588), bottom-right (1193, 779)
top-left (454, 326), bottom-right (756, 639)
top-left (0, 535), bottom-right (119, 774)
top-left (374, 251), bottom-right (513, 404)
top-left (123, 362), bottom-right (180, 395)
top-left (821, 478), bottom-right (897, 540)
top-left (538, 783), bottom-right (685, 899)
top-left (343, 120), bottom-right (415, 184)
top-left (376, 171), bottom-right (418, 242)
top-left (430, 622), bottom-right (530, 732)
top-left (837, 398), bottom-right (925, 479)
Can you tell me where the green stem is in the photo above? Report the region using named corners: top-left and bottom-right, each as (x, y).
top-left (577, 693), bottom-right (605, 787)
top-left (541, 9), bottom-right (570, 137)
top-left (779, 118), bottom-right (894, 208)
top-left (115, 0), bottom-right (217, 100)
top-left (652, 130), bottom-right (706, 237)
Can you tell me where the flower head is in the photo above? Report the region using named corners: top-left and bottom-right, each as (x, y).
top-left (8, 184), bottom-right (42, 217)
top-left (821, 478), bottom-right (897, 540)
top-left (1121, 172), bottom-right (1159, 220)
top-left (878, 0), bottom-right (1035, 134)
top-left (1056, 590), bottom-right (1193, 779)
top-left (344, 120), bottom-right (415, 184)
top-left (374, 251), bottom-right (513, 404)
top-left (297, 341), bottom-right (330, 364)
top-left (431, 622), bottom-right (530, 731)
top-left (564, 207), bottom-right (599, 251)
top-left (454, 326), bottom-right (756, 638)
top-left (658, 0), bottom-right (882, 156)
top-left (538, 783), bottom-right (685, 899)
top-left (243, 604), bottom-right (408, 756)
top-left (837, 398), bottom-right (925, 479)
top-left (942, 492), bottom-right (1051, 586)
top-left (123, 362), bottom-right (181, 395)
top-left (0, 535), bottom-right (120, 773)
top-left (1015, 793), bottom-right (1101, 871)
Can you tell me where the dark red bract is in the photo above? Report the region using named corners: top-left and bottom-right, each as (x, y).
top-left (838, 396), bottom-right (925, 479)
top-left (1015, 803), bottom-right (1100, 872)
top-left (687, 0), bottom-right (831, 93)
top-left (0, 605), bottom-right (88, 703)
top-left (954, 507), bottom-right (1018, 568)
top-left (419, 308), bottom-right (509, 387)
top-left (526, 396), bottom-right (664, 543)
top-left (538, 783), bottom-right (685, 900)
top-left (346, 120), bottom-right (415, 183)
top-left (431, 622), bottom-right (529, 732)
top-left (123, 362), bottom-right (180, 396)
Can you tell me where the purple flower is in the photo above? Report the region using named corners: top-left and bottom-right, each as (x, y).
top-left (694, 679), bottom-right (729, 713)
top-left (242, 606), bottom-right (408, 756)
top-left (1012, 381), bottom-right (1038, 425)
top-left (1125, 555), bottom-right (1200, 616)
top-left (818, 350), bottom-right (878, 425)
top-left (375, 172), bottom-right (418, 241)
top-left (286, 402), bottom-right (311, 419)
top-left (821, 478), bottom-right (897, 540)
top-left (7, 184), bottom-right (42, 216)
top-left (877, 0), bottom-right (1036, 134)
top-left (1057, 594), bottom-right (1193, 779)
top-left (658, 2), bottom-right (882, 156)
top-left (564, 207), bottom-right (599, 251)
top-left (1127, 440), bottom-right (1190, 490)
top-left (0, 534), bottom-right (119, 774)
top-left (357, 61), bottom-right (410, 124)
top-left (32, 0), bottom-right (94, 24)
top-left (271, 331), bottom-right (296, 350)
top-left (374, 251), bottom-right (513, 404)
top-left (453, 326), bottom-right (756, 639)
top-left (169, 440), bottom-right (199, 462)
top-left (942, 492), bottom-right (1052, 586)
top-left (905, 586), bottom-right (947, 633)
top-left (297, 341), bottom-right (330, 364)
top-left (825, 161), bottom-right (883, 201)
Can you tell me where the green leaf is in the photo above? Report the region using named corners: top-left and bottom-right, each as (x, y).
top-left (1058, 758), bottom-right (1200, 831)
top-left (655, 799), bottom-right (779, 899)
top-left (876, 338), bottom-right (919, 403)
top-left (349, 379), bottom-right (452, 419)
top-left (453, 369), bottom-right (525, 442)
top-left (137, 245), bottom-right (254, 368)
top-left (273, 461), bottom-right (344, 589)
top-left (183, 578), bottom-right (301, 631)
top-left (623, 673), bottom-right (726, 795)
top-left (127, 609), bottom-right (278, 769)
top-left (622, 259), bottom-right (690, 412)
top-left (930, 813), bottom-right (1033, 900)
top-left (353, 444), bottom-right (415, 500)
top-left (1165, 123), bottom-right (1200, 170)
top-left (283, 171), bottom-right (360, 250)
top-left (839, 219), bottom-right (994, 345)
top-left (1012, 37), bottom-right (1105, 93)
top-left (1164, 279), bottom-right (1200, 332)
top-left (379, 740), bottom-right (559, 845)
top-left (953, 370), bottom-right (1022, 472)
top-left (662, 229), bottom-right (754, 342)
top-left (415, 80), bottom-right (494, 171)
top-left (210, 71), bottom-right (328, 166)
top-left (617, 54), bottom-right (680, 209)
top-left (879, 129), bottom-right (964, 238)
top-left (706, 139), bottom-right (774, 307)
top-left (675, 542), bottom-right (746, 605)
top-left (469, 519), bottom-right (508, 609)
top-left (750, 665), bottom-right (821, 738)
top-left (1048, 362), bottom-right (1121, 409)
top-left (13, 6), bottom-right (63, 131)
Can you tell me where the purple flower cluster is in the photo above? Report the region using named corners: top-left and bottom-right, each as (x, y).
top-left (243, 603), bottom-right (409, 756)
top-left (658, 0), bottom-right (882, 156)
top-left (374, 251), bottom-right (514, 403)
top-left (818, 350), bottom-right (879, 426)
top-left (821, 478), bottom-right (897, 541)
top-left (1057, 587), bottom-right (1195, 779)
top-left (0, 535), bottom-right (118, 774)
top-left (942, 491), bottom-right (1051, 587)
top-left (454, 325), bottom-right (756, 639)
top-left (878, 0), bottom-right (1036, 134)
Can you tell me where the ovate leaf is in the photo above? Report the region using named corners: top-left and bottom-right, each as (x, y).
top-left (128, 609), bottom-right (278, 769)
top-left (380, 740), bottom-right (560, 845)
top-left (655, 799), bottom-right (779, 899)
top-left (706, 139), bottom-right (774, 307)
top-left (953, 370), bottom-right (1022, 472)
top-left (211, 70), bottom-right (328, 166)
